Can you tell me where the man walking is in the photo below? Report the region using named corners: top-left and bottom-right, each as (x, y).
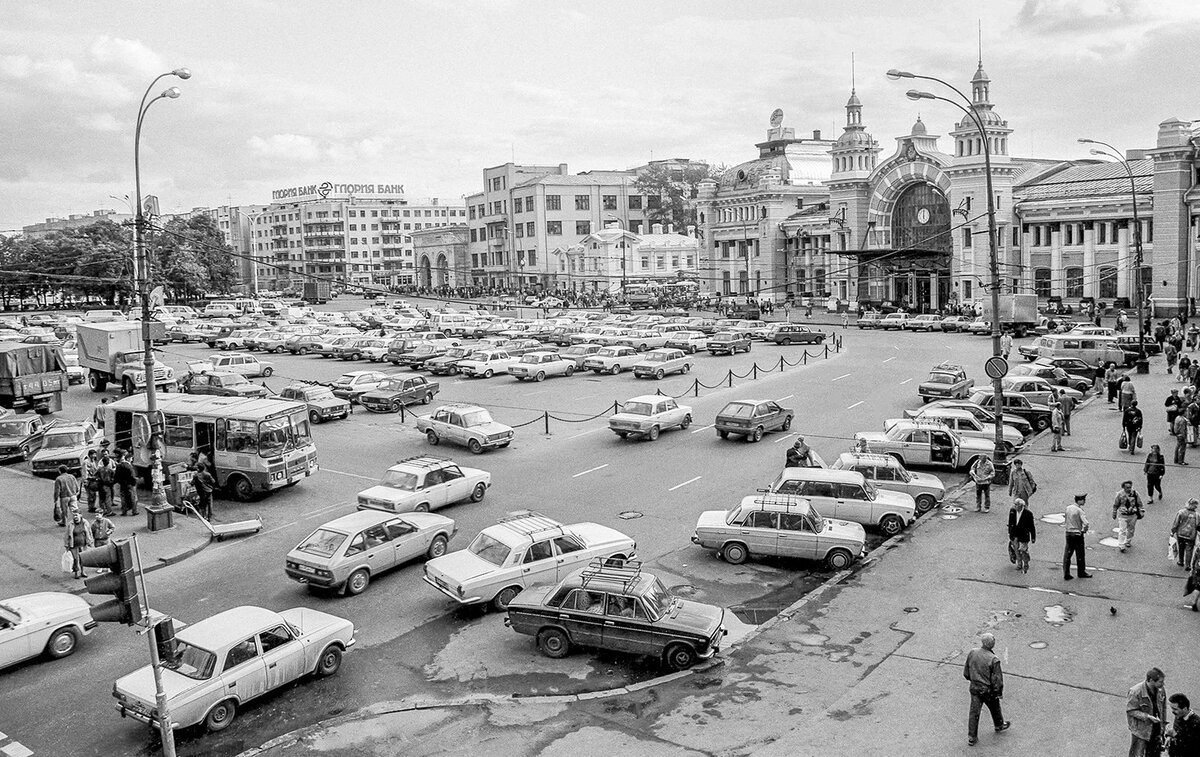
top-left (1166, 693), bottom-right (1200, 756)
top-left (90, 511), bottom-right (114, 549)
top-left (52, 464), bottom-right (78, 527)
top-left (1060, 390), bottom-right (1076, 436)
top-left (1050, 401), bottom-right (1065, 452)
top-left (1171, 499), bottom-right (1200, 570)
top-left (1124, 400), bottom-right (1145, 456)
top-left (115, 450), bottom-right (138, 516)
top-left (82, 449), bottom-right (99, 513)
top-left (1007, 498), bottom-right (1036, 574)
top-left (1064, 493), bottom-right (1092, 580)
top-left (1107, 364), bottom-right (1122, 403)
top-left (193, 462), bottom-right (217, 521)
top-left (96, 453), bottom-right (116, 516)
top-left (963, 633), bottom-right (1010, 746)
top-left (1127, 668), bottom-right (1167, 757)
top-left (63, 507), bottom-right (94, 579)
top-left (1008, 458), bottom-right (1037, 507)
top-left (1146, 444), bottom-right (1167, 500)
top-left (1113, 480), bottom-right (1145, 553)
top-left (970, 455), bottom-right (995, 513)
top-left (1000, 332), bottom-right (1013, 360)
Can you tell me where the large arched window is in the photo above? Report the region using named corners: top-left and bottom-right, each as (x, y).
top-left (1034, 269), bottom-right (1052, 298)
top-left (1065, 267), bottom-right (1084, 298)
top-left (891, 183), bottom-right (952, 255)
top-left (1099, 266), bottom-right (1117, 299)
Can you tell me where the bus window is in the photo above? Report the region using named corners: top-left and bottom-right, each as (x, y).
top-left (163, 414), bottom-right (194, 448)
top-left (258, 417), bottom-right (291, 457)
top-left (226, 419), bottom-right (259, 454)
top-left (291, 412), bottom-right (311, 447)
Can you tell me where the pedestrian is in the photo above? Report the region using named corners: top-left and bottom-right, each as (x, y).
top-left (52, 464), bottom-right (78, 527)
top-left (785, 438), bottom-right (814, 468)
top-left (1063, 492), bottom-right (1093, 580)
top-left (970, 455), bottom-right (995, 513)
top-left (63, 507), bottom-right (94, 579)
top-left (1008, 458), bottom-right (1037, 506)
top-left (1060, 390), bottom-right (1076, 435)
top-left (193, 462), bottom-right (216, 521)
top-left (115, 450), bottom-right (138, 516)
top-left (1124, 400), bottom-right (1145, 456)
top-left (96, 453), bottom-right (116, 515)
top-left (1113, 479), bottom-right (1145, 553)
top-left (1167, 389), bottom-right (1184, 432)
top-left (1007, 498), bottom-right (1036, 573)
top-left (82, 449), bottom-right (99, 513)
top-left (1000, 332), bottom-right (1013, 360)
top-left (1166, 693), bottom-right (1200, 756)
top-left (1173, 412), bottom-right (1190, 466)
top-left (1121, 377), bottom-right (1139, 413)
top-left (1050, 401), bottom-right (1065, 452)
top-left (1108, 364), bottom-right (1122, 403)
top-left (1179, 354), bottom-right (1192, 384)
top-left (1146, 444), bottom-right (1167, 501)
top-left (1188, 394), bottom-right (1200, 448)
top-left (1127, 668), bottom-right (1168, 757)
top-left (90, 511), bottom-right (114, 548)
top-left (963, 632), bottom-right (1011, 746)
top-left (841, 311), bottom-right (848, 329)
top-left (1167, 342), bottom-right (1179, 375)
top-left (1171, 499), bottom-right (1200, 570)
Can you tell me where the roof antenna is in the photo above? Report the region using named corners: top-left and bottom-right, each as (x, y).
top-left (851, 52), bottom-right (856, 93)
top-left (978, 20), bottom-right (983, 66)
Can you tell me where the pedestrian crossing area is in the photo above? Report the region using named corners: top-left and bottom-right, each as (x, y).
top-left (0, 731), bottom-right (33, 757)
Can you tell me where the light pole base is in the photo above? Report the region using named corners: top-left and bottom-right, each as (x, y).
top-left (1135, 359), bottom-right (1150, 375)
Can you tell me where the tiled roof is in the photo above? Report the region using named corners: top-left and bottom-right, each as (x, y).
top-left (1015, 158), bottom-right (1153, 201)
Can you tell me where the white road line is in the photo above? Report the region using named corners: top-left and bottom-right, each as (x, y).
top-left (668, 476), bottom-right (702, 492)
top-left (690, 423), bottom-right (715, 434)
top-left (882, 357), bottom-right (895, 364)
top-left (774, 432), bottom-right (798, 444)
top-left (893, 345), bottom-right (900, 350)
top-left (899, 378), bottom-right (912, 385)
top-left (775, 394), bottom-right (795, 401)
top-left (847, 401), bottom-right (864, 409)
top-left (320, 467), bottom-right (378, 481)
top-left (572, 464), bottom-right (609, 478)
top-left (568, 427), bottom-right (604, 439)
top-left (832, 373), bottom-right (851, 381)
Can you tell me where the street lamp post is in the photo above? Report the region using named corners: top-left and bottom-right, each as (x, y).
top-left (133, 66), bottom-right (188, 757)
top-left (887, 68), bottom-right (1008, 483)
top-left (1078, 138), bottom-right (1149, 373)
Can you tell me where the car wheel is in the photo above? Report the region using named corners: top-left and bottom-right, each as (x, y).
top-left (414, 502), bottom-right (430, 513)
top-left (750, 426), bottom-right (764, 443)
top-left (309, 410), bottom-right (323, 424)
top-left (654, 369), bottom-right (665, 380)
top-left (204, 700), bottom-right (237, 733)
top-left (915, 494), bottom-right (937, 514)
top-left (426, 430), bottom-right (439, 446)
top-left (122, 378), bottom-right (135, 395)
top-left (492, 585), bottom-right (521, 612)
top-left (274, 346), bottom-right (285, 354)
top-left (426, 534), bottom-right (449, 560)
top-left (298, 347), bottom-right (309, 356)
top-left (682, 363), bottom-right (691, 373)
top-left (390, 400), bottom-right (402, 413)
top-left (316, 645), bottom-right (343, 676)
top-left (1033, 416), bottom-right (1050, 432)
top-left (467, 438), bottom-right (484, 455)
top-left (610, 364), bottom-right (621, 375)
top-left (816, 336), bottom-right (826, 344)
top-left (470, 482), bottom-right (487, 502)
top-left (565, 364), bottom-right (575, 376)
top-left (646, 426), bottom-right (660, 441)
top-left (688, 345), bottom-right (697, 354)
top-left (680, 414), bottom-right (692, 429)
top-left (879, 514), bottom-right (904, 537)
top-left (825, 548), bottom-right (854, 571)
top-left (781, 416), bottom-right (793, 431)
top-left (745, 343), bottom-right (751, 352)
top-left (722, 542), bottom-right (748, 564)
top-left (229, 475), bottom-right (255, 502)
top-left (536, 627), bottom-right (573, 658)
top-left (717, 430), bottom-right (729, 439)
top-left (45, 626), bottom-right (78, 659)
top-left (664, 643), bottom-right (698, 672)
top-left (262, 367), bottom-right (273, 377)
top-left (535, 371), bottom-right (546, 382)
top-left (346, 568), bottom-right (370, 596)
top-left (19, 442), bottom-right (31, 459)
top-left (483, 369), bottom-right (493, 379)
top-left (782, 338), bottom-right (792, 346)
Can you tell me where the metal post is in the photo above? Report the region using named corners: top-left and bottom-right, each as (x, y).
top-left (131, 534), bottom-right (176, 756)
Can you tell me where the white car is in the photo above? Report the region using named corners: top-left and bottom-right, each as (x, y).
top-left (356, 456), bottom-right (490, 513)
top-left (632, 348), bottom-right (693, 379)
top-left (906, 314), bottom-right (942, 332)
top-left (509, 351), bottom-right (576, 381)
top-left (458, 349), bottom-right (521, 378)
top-left (330, 370), bottom-right (389, 403)
top-left (583, 345), bottom-right (640, 375)
top-left (879, 312), bottom-right (911, 330)
top-left (113, 605), bottom-right (355, 733)
top-left (617, 330), bottom-right (670, 352)
top-left (663, 330), bottom-right (709, 354)
top-left (0, 592), bottom-right (97, 669)
top-left (609, 395), bottom-right (693, 441)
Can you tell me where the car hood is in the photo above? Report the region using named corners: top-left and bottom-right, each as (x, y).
top-left (308, 397), bottom-right (349, 410)
top-left (5, 592), bottom-right (89, 621)
top-left (662, 599), bottom-right (724, 633)
top-left (30, 445), bottom-right (87, 462)
top-left (873, 489), bottom-right (917, 512)
top-left (907, 472), bottom-right (946, 493)
top-left (361, 390), bottom-right (404, 401)
top-left (825, 518), bottom-right (867, 540)
top-left (468, 421), bottom-right (513, 437)
top-left (357, 485), bottom-right (416, 506)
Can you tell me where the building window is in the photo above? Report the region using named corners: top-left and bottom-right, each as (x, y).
top-left (526, 221), bottom-right (534, 236)
top-left (515, 225), bottom-right (524, 238)
top-left (528, 251), bottom-right (536, 266)
top-left (547, 221), bottom-right (562, 235)
top-left (738, 270), bottom-right (749, 294)
top-left (722, 271), bottom-right (731, 294)
top-left (640, 256), bottom-right (649, 270)
top-left (647, 195), bottom-right (661, 210)
top-left (576, 221), bottom-right (591, 235)
top-left (963, 228), bottom-right (973, 249)
top-left (546, 195), bottom-right (561, 211)
top-left (1099, 266), bottom-right (1118, 298)
top-left (629, 195), bottom-right (643, 210)
top-left (1034, 268), bottom-right (1052, 298)
top-left (1065, 224), bottom-right (1074, 246)
top-left (1065, 267), bottom-right (1084, 298)
top-left (629, 220), bottom-right (642, 233)
top-left (603, 195), bottom-right (617, 211)
top-left (513, 197), bottom-right (522, 213)
top-left (1098, 223), bottom-right (1107, 244)
top-left (575, 195), bottom-right (590, 211)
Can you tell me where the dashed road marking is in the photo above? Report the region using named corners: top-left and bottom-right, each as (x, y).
top-left (572, 464), bottom-right (609, 478)
top-left (2, 742), bottom-right (33, 757)
top-left (847, 401), bottom-right (864, 409)
top-left (320, 467), bottom-right (377, 481)
top-left (774, 432), bottom-right (798, 444)
top-left (832, 373), bottom-right (851, 381)
top-left (690, 423), bottom-right (715, 434)
top-left (568, 427), bottom-right (603, 440)
top-left (668, 476), bottom-right (702, 492)
top-left (775, 394), bottom-right (794, 401)
top-left (899, 378), bottom-right (912, 385)
top-left (882, 357), bottom-right (895, 364)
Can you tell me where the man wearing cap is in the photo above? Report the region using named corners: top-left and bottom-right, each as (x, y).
top-left (785, 437), bottom-right (813, 468)
top-left (1063, 493), bottom-right (1092, 580)
top-left (963, 632), bottom-right (1010, 746)
top-left (1113, 480), bottom-right (1144, 553)
top-left (1171, 499), bottom-right (1200, 569)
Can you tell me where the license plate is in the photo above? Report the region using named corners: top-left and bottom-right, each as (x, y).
top-left (289, 474), bottom-right (303, 484)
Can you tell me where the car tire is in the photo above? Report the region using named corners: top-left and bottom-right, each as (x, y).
top-left (565, 364), bottom-right (575, 376)
top-left (122, 378), bottom-right (135, 396)
top-left (915, 494), bottom-right (937, 514)
top-left (470, 482), bottom-right (487, 502)
top-left (262, 367), bottom-right (273, 377)
top-left (298, 347), bottom-right (309, 356)
top-left (204, 700), bottom-right (237, 733)
top-left (610, 364), bottom-right (621, 375)
top-left (879, 514), bottom-right (904, 537)
top-left (310, 410), bottom-right (323, 424)
top-left (45, 626), bottom-right (78, 659)
top-left (782, 338), bottom-right (792, 346)
top-left (535, 371), bottom-right (546, 382)
top-left (680, 414), bottom-right (692, 430)
top-left (467, 438), bottom-right (483, 455)
top-left (229, 474), bottom-right (255, 502)
top-left (426, 535), bottom-right (449, 559)
top-left (537, 628), bottom-right (572, 659)
top-left (816, 336), bottom-right (826, 344)
top-left (316, 645), bottom-right (343, 676)
top-left (483, 369), bottom-right (493, 379)
top-left (825, 548), bottom-right (854, 571)
top-left (664, 643), bottom-right (698, 672)
top-left (782, 416), bottom-right (793, 431)
top-left (655, 369), bottom-right (665, 380)
top-left (722, 542), bottom-right (748, 564)
top-left (390, 400), bottom-right (402, 413)
top-left (426, 430), bottom-right (439, 446)
top-left (717, 430), bottom-right (729, 439)
top-left (1033, 416), bottom-right (1050, 432)
top-left (492, 585), bottom-right (521, 612)
top-left (750, 426), bottom-right (764, 443)
top-left (346, 569), bottom-right (370, 596)
top-left (19, 442), bottom-right (31, 459)
top-left (415, 502), bottom-right (430, 513)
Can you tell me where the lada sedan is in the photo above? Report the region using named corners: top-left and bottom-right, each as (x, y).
top-left (917, 362), bottom-right (974, 401)
top-left (112, 605), bottom-right (354, 733)
top-left (506, 561), bottom-right (726, 671)
top-left (0, 414), bottom-right (46, 460)
top-left (692, 495), bottom-right (866, 570)
top-left (998, 375), bottom-right (1083, 406)
top-left (879, 312), bottom-right (911, 330)
top-left (906, 314), bottom-right (942, 332)
top-left (426, 346), bottom-right (472, 376)
top-left (510, 351), bottom-right (576, 381)
top-left (888, 409), bottom-right (1024, 452)
top-left (828, 452), bottom-right (946, 514)
top-left (765, 468), bottom-right (917, 536)
top-left (359, 375), bottom-right (438, 412)
top-left (29, 421), bottom-right (101, 477)
top-left (967, 389), bottom-right (1053, 432)
top-left (181, 371), bottom-right (270, 399)
top-left (631, 348), bottom-right (692, 379)
top-left (286, 509), bottom-right (457, 595)
top-left (557, 343), bottom-right (603, 369)
top-left (854, 419), bottom-right (993, 471)
top-left (767, 323), bottom-right (827, 345)
top-left (609, 395), bottom-right (693, 441)
top-left (278, 384), bottom-right (351, 424)
top-left (664, 330), bottom-right (709, 354)
top-left (331, 371), bottom-right (389, 403)
top-left (458, 349), bottom-right (520, 378)
top-left (423, 511), bottom-right (637, 611)
top-left (906, 398), bottom-right (1034, 438)
top-left (707, 331), bottom-right (751, 355)
top-left (416, 404), bottom-right (514, 454)
top-left (356, 456), bottom-right (489, 513)
top-left (583, 345), bottom-right (639, 375)
top-left (617, 330), bottom-right (670, 352)
top-left (0, 592), bottom-right (96, 669)
top-left (714, 399), bottom-right (793, 442)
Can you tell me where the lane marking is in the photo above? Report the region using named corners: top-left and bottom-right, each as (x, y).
top-left (668, 476), bottom-right (702, 492)
top-left (882, 357), bottom-right (895, 364)
top-left (832, 373), bottom-right (851, 381)
top-left (847, 401), bottom-right (864, 409)
top-left (572, 464), bottom-right (609, 478)
top-left (320, 467), bottom-right (378, 481)
top-left (774, 432), bottom-right (798, 444)
top-left (568, 427), bottom-right (603, 440)
top-left (899, 378), bottom-right (912, 385)
top-left (775, 394), bottom-right (794, 402)
top-left (691, 423), bottom-right (715, 434)
top-left (893, 345), bottom-right (900, 350)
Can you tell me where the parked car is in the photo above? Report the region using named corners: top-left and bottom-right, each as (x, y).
top-left (165, 323), bottom-right (207, 343)
top-left (359, 374), bottom-right (438, 412)
top-left (1013, 360), bottom-right (1092, 393)
top-left (278, 384), bottom-right (351, 424)
top-left (214, 329), bottom-right (265, 351)
top-left (767, 324), bottom-right (827, 345)
top-left (631, 348), bottom-right (692, 380)
top-left (609, 395), bottom-right (692, 441)
top-left (998, 375), bottom-right (1083, 406)
top-left (828, 452), bottom-right (946, 514)
top-left (181, 370), bottom-right (270, 399)
top-left (917, 362), bottom-right (975, 402)
top-left (0, 592), bottom-right (97, 670)
top-left (458, 349), bottom-right (521, 378)
top-left (112, 605), bottom-right (354, 733)
top-left (416, 403), bottom-right (514, 454)
top-left (423, 511), bottom-right (637, 611)
top-left (854, 419), bottom-right (994, 471)
top-left (967, 389), bottom-right (1054, 432)
top-left (0, 414), bottom-right (47, 460)
top-left (285, 509), bottom-right (457, 595)
top-left (331, 371), bottom-right (389, 403)
top-left (765, 468), bottom-right (918, 536)
top-left (510, 351), bottom-right (576, 382)
top-left (939, 315), bottom-right (972, 332)
top-left (395, 343), bottom-right (448, 369)
top-left (425, 346), bottom-right (472, 376)
top-left (28, 421), bottom-right (101, 477)
top-left (906, 314), bottom-right (942, 332)
top-left (557, 343), bottom-right (603, 369)
top-left (879, 313), bottom-right (911, 330)
top-left (707, 331), bottom-right (752, 356)
top-left (714, 399), bottom-right (793, 442)
top-left (663, 330), bottom-right (709, 354)
top-left (582, 345), bottom-right (640, 375)
top-left (905, 399), bottom-right (1034, 438)
top-left (355, 456), bottom-right (490, 513)
top-left (335, 337), bottom-right (386, 362)
top-left (506, 560), bottom-right (726, 671)
top-left (204, 352), bottom-right (274, 378)
top-left (691, 494), bottom-right (867, 569)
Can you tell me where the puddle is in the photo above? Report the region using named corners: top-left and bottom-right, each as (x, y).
top-left (903, 607), bottom-right (920, 613)
top-left (1041, 513), bottom-right (1065, 524)
top-left (941, 505), bottom-right (964, 514)
top-left (1029, 641), bottom-right (1049, 649)
top-left (1044, 604), bottom-right (1074, 625)
top-left (795, 633), bottom-right (830, 646)
top-left (1099, 537), bottom-right (1121, 548)
top-left (941, 514), bottom-right (959, 520)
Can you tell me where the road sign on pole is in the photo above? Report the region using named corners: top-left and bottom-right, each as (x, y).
top-left (984, 356), bottom-right (1009, 380)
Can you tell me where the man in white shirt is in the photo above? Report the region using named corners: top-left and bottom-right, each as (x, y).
top-left (1063, 493), bottom-right (1092, 580)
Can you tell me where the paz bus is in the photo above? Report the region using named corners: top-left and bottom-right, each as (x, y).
top-left (105, 393), bottom-right (318, 500)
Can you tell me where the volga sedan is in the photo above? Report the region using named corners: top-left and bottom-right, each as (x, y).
top-left (0, 592), bottom-right (96, 669)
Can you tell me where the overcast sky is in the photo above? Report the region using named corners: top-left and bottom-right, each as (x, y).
top-left (2, 0), bottom-right (1197, 231)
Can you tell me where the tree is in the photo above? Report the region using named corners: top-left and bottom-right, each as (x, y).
top-left (633, 162), bottom-right (724, 232)
top-left (150, 215), bottom-right (237, 299)
top-left (59, 221), bottom-right (135, 307)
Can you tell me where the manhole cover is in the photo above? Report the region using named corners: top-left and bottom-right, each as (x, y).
top-left (903, 607), bottom-right (919, 613)
top-left (941, 514), bottom-right (959, 520)
top-left (941, 505), bottom-right (964, 514)
top-left (617, 511), bottom-right (643, 520)
top-left (1041, 513), bottom-right (1065, 524)
top-left (1029, 641), bottom-right (1049, 649)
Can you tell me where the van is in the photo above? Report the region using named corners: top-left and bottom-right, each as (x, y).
top-left (429, 313), bottom-right (472, 336)
top-left (1036, 333), bottom-right (1126, 368)
top-left (764, 467), bottom-right (917, 536)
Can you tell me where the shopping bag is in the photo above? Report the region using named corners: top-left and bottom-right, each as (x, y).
top-left (1169, 536), bottom-right (1179, 561)
top-left (1008, 540), bottom-right (1018, 564)
top-left (1137, 432), bottom-right (1144, 450)
top-left (1189, 426), bottom-right (1196, 445)
top-left (1119, 430), bottom-right (1128, 450)
top-left (60, 551), bottom-right (73, 573)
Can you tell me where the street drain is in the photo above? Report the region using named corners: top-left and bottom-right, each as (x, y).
top-left (617, 511), bottom-right (643, 519)
top-left (1044, 605), bottom-right (1074, 625)
top-left (903, 607), bottom-right (919, 613)
top-left (941, 514), bottom-right (959, 520)
top-left (1099, 537), bottom-right (1121, 548)
top-left (941, 505), bottom-right (964, 514)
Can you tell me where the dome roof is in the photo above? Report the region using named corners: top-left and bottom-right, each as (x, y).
top-left (836, 129), bottom-right (874, 147)
top-left (718, 155), bottom-right (789, 189)
top-left (911, 116), bottom-right (927, 135)
top-left (957, 107), bottom-right (1007, 129)
top-left (845, 90), bottom-right (862, 108)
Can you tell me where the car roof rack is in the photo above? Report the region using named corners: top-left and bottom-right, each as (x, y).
top-left (393, 455), bottom-right (453, 469)
top-left (747, 493), bottom-right (813, 511)
top-left (579, 558), bottom-right (644, 590)
top-left (496, 510), bottom-right (564, 536)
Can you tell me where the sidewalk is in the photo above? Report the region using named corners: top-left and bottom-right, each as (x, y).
top-left (235, 355), bottom-right (1196, 757)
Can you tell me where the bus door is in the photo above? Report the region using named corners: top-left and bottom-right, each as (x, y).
top-left (196, 420), bottom-right (216, 475)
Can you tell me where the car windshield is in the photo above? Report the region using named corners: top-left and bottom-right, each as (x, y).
top-left (467, 532), bottom-right (512, 566)
top-left (378, 379), bottom-right (405, 391)
top-left (622, 401), bottom-right (654, 416)
top-left (43, 432), bottom-right (85, 449)
top-left (597, 348), bottom-right (620, 356)
top-left (0, 421), bottom-right (29, 435)
top-left (640, 577), bottom-right (675, 620)
top-left (306, 387), bottom-right (335, 401)
top-left (644, 353), bottom-right (668, 362)
top-left (461, 409), bottom-right (493, 426)
top-left (863, 481), bottom-right (878, 499)
top-left (297, 528), bottom-right (347, 557)
top-left (379, 470), bottom-right (418, 491)
top-left (720, 403), bottom-right (754, 418)
top-left (467, 353), bottom-right (490, 361)
top-left (161, 640), bottom-right (216, 680)
top-left (927, 374), bottom-right (956, 384)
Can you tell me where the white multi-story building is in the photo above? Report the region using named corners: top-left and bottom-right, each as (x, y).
top-left (563, 222), bottom-right (700, 292)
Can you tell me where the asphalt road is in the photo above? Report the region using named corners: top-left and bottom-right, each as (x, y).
top-left (0, 310), bottom-right (1002, 757)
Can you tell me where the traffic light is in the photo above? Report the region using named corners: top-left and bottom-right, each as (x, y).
top-left (154, 617), bottom-right (178, 662)
top-left (79, 539), bottom-right (144, 625)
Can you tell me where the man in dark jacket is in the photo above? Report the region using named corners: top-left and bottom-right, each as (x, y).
top-left (1167, 692), bottom-right (1200, 756)
top-left (53, 464), bottom-right (78, 526)
top-left (1145, 445), bottom-right (1167, 500)
top-left (1166, 389), bottom-right (1184, 433)
top-left (115, 450), bottom-right (139, 516)
top-left (785, 438), bottom-right (813, 468)
top-left (1124, 400), bottom-right (1145, 456)
top-left (964, 633), bottom-right (1011, 746)
top-left (1007, 498), bottom-right (1036, 574)
top-left (193, 462), bottom-right (217, 521)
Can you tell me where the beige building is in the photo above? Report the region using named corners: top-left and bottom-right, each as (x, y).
top-left (411, 226), bottom-right (469, 289)
top-left (563, 222), bottom-right (700, 292)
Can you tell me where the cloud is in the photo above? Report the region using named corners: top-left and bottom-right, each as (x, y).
top-left (88, 36), bottom-right (165, 78)
top-left (247, 134), bottom-right (321, 163)
top-left (76, 112), bottom-right (122, 132)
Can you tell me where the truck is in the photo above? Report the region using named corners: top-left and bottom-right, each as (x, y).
top-left (303, 280), bottom-right (331, 305)
top-left (76, 321), bottom-right (176, 395)
top-left (0, 342), bottom-right (68, 414)
top-left (981, 293), bottom-right (1038, 337)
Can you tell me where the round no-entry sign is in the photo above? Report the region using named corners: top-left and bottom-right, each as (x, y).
top-left (984, 356), bottom-right (1009, 379)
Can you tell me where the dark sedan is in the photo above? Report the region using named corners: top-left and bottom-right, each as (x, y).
top-left (714, 399), bottom-right (794, 442)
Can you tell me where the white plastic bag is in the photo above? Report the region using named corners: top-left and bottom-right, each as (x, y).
top-left (1169, 535), bottom-right (1179, 561)
top-left (61, 550), bottom-right (73, 573)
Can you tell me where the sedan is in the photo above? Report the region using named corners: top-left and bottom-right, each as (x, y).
top-left (714, 399), bottom-right (793, 442)
top-left (1, 592), bottom-right (97, 669)
top-left (609, 395), bottom-right (693, 441)
top-left (0, 415), bottom-right (47, 460)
